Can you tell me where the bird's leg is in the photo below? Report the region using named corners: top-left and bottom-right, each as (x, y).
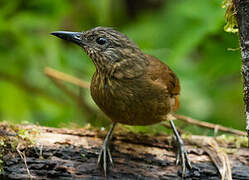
top-left (97, 122), bottom-right (116, 176)
top-left (169, 120), bottom-right (192, 177)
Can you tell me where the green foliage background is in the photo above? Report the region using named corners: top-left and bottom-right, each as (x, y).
top-left (0, 0), bottom-right (244, 134)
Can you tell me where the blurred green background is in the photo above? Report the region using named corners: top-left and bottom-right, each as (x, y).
top-left (0, 0), bottom-right (244, 134)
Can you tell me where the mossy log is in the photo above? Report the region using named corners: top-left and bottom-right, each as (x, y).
top-left (0, 124), bottom-right (248, 179)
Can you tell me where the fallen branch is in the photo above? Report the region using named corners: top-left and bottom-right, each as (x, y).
top-left (0, 124), bottom-right (248, 179)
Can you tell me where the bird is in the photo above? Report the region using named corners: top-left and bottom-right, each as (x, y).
top-left (51, 27), bottom-right (192, 177)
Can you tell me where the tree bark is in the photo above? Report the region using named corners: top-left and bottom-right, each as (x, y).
top-left (235, 0), bottom-right (249, 141)
top-left (0, 124), bottom-right (248, 179)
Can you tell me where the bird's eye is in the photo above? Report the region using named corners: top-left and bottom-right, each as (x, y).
top-left (96, 37), bottom-right (108, 45)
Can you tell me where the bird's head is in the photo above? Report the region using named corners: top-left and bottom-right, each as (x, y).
top-left (51, 27), bottom-right (148, 78)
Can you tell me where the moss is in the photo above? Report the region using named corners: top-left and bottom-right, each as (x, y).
top-left (221, 147), bottom-right (238, 154)
top-left (222, 0), bottom-right (238, 33)
top-left (17, 128), bottom-right (37, 145)
top-left (0, 123), bottom-right (38, 174)
top-left (81, 153), bottom-right (86, 158)
top-left (0, 136), bottom-right (15, 174)
top-left (216, 134), bottom-right (248, 148)
top-left (181, 132), bottom-right (192, 139)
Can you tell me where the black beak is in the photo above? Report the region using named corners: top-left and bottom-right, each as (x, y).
top-left (50, 31), bottom-right (84, 46)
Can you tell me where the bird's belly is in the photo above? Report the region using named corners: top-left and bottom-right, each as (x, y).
top-left (91, 84), bottom-right (172, 126)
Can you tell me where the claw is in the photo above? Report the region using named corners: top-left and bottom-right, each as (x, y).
top-left (176, 148), bottom-right (180, 165)
top-left (107, 148), bottom-right (113, 166)
top-left (103, 146), bottom-right (107, 176)
top-left (97, 148), bottom-right (103, 167)
top-left (170, 120), bottom-right (192, 177)
top-left (97, 122), bottom-right (116, 176)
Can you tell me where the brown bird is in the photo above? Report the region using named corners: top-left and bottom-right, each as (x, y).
top-left (51, 27), bottom-right (191, 177)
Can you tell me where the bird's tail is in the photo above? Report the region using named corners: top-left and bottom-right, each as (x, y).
top-left (174, 95), bottom-right (180, 111)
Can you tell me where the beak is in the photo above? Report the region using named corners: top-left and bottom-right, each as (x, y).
top-left (50, 31), bottom-right (85, 46)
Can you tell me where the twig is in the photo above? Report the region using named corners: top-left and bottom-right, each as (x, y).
top-left (174, 114), bottom-right (247, 136)
top-left (16, 144), bottom-right (33, 180)
top-left (44, 67), bottom-right (90, 89)
top-left (189, 136), bottom-right (232, 180)
top-left (204, 141), bottom-right (232, 180)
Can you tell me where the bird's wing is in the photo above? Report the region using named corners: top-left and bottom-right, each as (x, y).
top-left (145, 54), bottom-right (180, 110)
top-left (145, 54), bottom-right (180, 96)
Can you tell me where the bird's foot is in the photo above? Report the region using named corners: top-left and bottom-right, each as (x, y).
top-left (97, 140), bottom-right (113, 176)
top-left (170, 120), bottom-right (192, 177)
top-left (97, 122), bottom-right (116, 176)
top-left (174, 135), bottom-right (192, 177)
